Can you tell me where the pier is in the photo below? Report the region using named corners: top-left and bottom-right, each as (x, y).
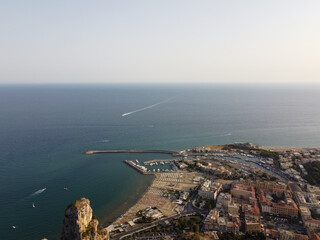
top-left (143, 159), bottom-right (174, 165)
top-left (123, 160), bottom-right (154, 175)
top-left (84, 149), bottom-right (179, 155)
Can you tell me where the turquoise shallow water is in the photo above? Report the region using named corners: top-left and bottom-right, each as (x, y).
top-left (1, 84), bottom-right (320, 239)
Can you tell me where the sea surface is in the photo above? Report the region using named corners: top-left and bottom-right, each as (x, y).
top-left (1, 84), bottom-right (320, 239)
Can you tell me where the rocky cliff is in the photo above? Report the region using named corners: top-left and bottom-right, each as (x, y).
top-left (61, 198), bottom-right (109, 240)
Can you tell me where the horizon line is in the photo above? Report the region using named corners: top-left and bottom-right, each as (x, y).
top-left (1, 82), bottom-right (320, 86)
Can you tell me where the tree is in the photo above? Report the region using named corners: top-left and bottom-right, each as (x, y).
top-left (192, 224), bottom-right (199, 233)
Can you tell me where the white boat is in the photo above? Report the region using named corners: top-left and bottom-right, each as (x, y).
top-left (32, 202), bottom-right (35, 208)
top-left (12, 226), bottom-right (16, 229)
top-left (64, 187), bottom-right (69, 191)
top-left (136, 159), bottom-right (139, 163)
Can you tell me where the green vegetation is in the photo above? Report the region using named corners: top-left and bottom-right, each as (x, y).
top-left (136, 215), bottom-right (203, 237)
top-left (265, 216), bottom-right (272, 221)
top-left (182, 161), bottom-right (202, 172)
top-left (223, 143), bottom-right (256, 151)
top-left (311, 209), bottom-right (320, 220)
top-left (303, 161), bottom-right (320, 185)
top-left (204, 200), bottom-right (212, 210)
top-left (221, 162), bottom-right (233, 168)
top-left (175, 216), bottom-right (202, 232)
top-left (136, 215), bottom-right (154, 223)
top-left (192, 224), bottom-right (200, 233)
top-left (266, 224), bottom-right (274, 229)
top-left (271, 193), bottom-right (285, 203)
top-left (189, 187), bottom-right (198, 196)
top-left (217, 231), bottom-right (265, 240)
top-left (257, 149), bottom-right (280, 160)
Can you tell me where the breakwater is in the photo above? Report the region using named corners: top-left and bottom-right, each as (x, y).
top-left (84, 149), bottom-right (179, 155)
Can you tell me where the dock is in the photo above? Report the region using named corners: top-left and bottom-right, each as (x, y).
top-left (143, 159), bottom-right (174, 165)
top-left (123, 160), bottom-right (154, 175)
top-left (84, 149), bottom-right (179, 155)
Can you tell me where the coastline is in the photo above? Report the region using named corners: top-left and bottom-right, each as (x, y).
top-left (97, 173), bottom-right (155, 227)
top-left (109, 169), bottom-right (202, 227)
top-left (104, 143), bottom-right (320, 228)
top-left (111, 174), bottom-right (157, 225)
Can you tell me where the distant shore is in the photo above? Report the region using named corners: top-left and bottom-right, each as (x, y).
top-left (84, 149), bottom-right (179, 155)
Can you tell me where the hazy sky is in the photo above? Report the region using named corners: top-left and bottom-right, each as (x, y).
top-left (1, 1), bottom-right (320, 84)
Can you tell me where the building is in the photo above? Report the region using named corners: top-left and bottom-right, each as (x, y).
top-left (231, 183), bottom-right (255, 201)
top-left (141, 207), bottom-right (163, 219)
top-left (198, 180), bottom-right (222, 200)
top-left (241, 179), bottom-right (287, 193)
top-left (177, 162), bottom-right (188, 169)
top-left (294, 191), bottom-right (320, 208)
top-left (227, 202), bottom-right (240, 216)
top-left (310, 234), bottom-right (320, 240)
top-left (299, 206), bottom-right (311, 221)
top-left (307, 185), bottom-right (320, 195)
top-left (245, 216), bottom-right (261, 233)
top-left (265, 229), bottom-right (280, 240)
top-left (203, 209), bottom-right (219, 231)
top-left (304, 219), bottom-right (320, 231)
top-left (279, 230), bottom-right (309, 240)
top-left (216, 193), bottom-right (232, 209)
top-left (216, 216), bottom-right (240, 233)
top-left (243, 203), bottom-right (260, 220)
top-left (226, 221), bottom-right (240, 233)
top-left (257, 189), bottom-right (299, 218)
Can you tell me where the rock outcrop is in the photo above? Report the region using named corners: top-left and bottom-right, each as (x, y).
top-left (61, 198), bottom-right (109, 240)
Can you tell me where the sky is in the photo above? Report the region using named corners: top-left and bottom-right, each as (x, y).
top-left (1, 0), bottom-right (320, 84)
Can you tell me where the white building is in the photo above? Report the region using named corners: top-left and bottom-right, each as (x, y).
top-left (198, 180), bottom-right (222, 200)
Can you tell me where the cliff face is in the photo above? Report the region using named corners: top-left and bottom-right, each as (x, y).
top-left (61, 198), bottom-right (109, 240)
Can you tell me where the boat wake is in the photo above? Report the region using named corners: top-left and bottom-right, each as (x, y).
top-left (30, 188), bottom-right (47, 197)
top-left (220, 133), bottom-right (232, 137)
top-left (122, 97), bottom-right (175, 117)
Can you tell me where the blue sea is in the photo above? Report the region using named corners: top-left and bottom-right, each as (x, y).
top-left (1, 84), bottom-right (320, 240)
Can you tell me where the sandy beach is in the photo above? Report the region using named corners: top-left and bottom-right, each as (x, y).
top-left (112, 171), bottom-right (201, 225)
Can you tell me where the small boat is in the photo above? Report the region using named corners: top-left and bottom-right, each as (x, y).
top-left (64, 187), bottom-right (69, 191)
top-left (12, 226), bottom-right (16, 229)
top-left (32, 202), bottom-right (35, 208)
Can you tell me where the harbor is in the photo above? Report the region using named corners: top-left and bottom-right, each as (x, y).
top-left (123, 160), bottom-right (153, 175)
top-left (124, 159), bottom-right (177, 175)
top-left (143, 159), bottom-right (173, 165)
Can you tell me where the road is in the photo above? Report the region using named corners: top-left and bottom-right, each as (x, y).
top-left (111, 187), bottom-right (206, 240)
top-left (111, 212), bottom-right (197, 240)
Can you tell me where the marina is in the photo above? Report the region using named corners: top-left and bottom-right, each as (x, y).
top-left (124, 159), bottom-right (176, 175)
top-left (124, 160), bottom-right (153, 175)
top-left (143, 159), bottom-right (174, 165)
